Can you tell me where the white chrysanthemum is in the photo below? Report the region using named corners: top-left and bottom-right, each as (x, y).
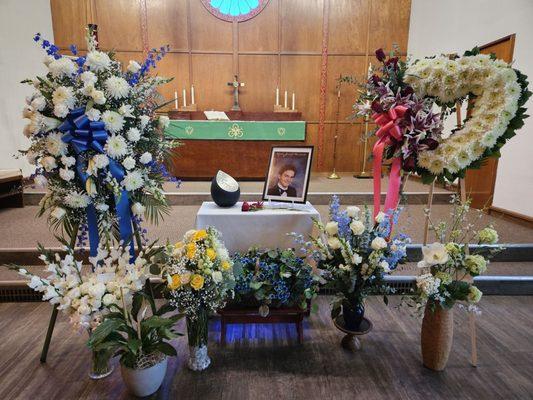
top-left (122, 156), bottom-right (136, 170)
top-left (59, 168), bottom-right (75, 182)
top-left (122, 170), bottom-right (144, 191)
top-left (48, 57), bottom-right (76, 78)
top-left (481, 132), bottom-right (498, 148)
top-left (105, 77), bottom-right (130, 99)
top-left (140, 152), bottom-right (152, 164)
top-left (127, 60), bottom-right (141, 73)
top-left (427, 157), bottom-right (444, 175)
top-left (85, 51), bottom-right (111, 72)
top-left (31, 96), bottom-right (46, 111)
top-left (456, 149), bottom-right (472, 168)
top-left (105, 134), bottom-right (128, 158)
top-left (45, 132), bottom-right (67, 156)
top-left (86, 108), bottom-right (101, 121)
top-left (80, 71), bottom-right (97, 86)
top-left (52, 86), bottom-right (75, 108)
top-left (118, 104), bottom-right (134, 117)
top-left (64, 192), bottom-right (91, 208)
top-left (101, 111), bottom-right (125, 134)
top-left (126, 127), bottom-right (141, 142)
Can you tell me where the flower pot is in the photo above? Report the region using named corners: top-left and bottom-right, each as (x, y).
top-left (342, 302), bottom-right (365, 331)
top-left (121, 357), bottom-right (168, 397)
top-left (421, 304), bottom-right (454, 371)
top-left (187, 308), bottom-right (211, 371)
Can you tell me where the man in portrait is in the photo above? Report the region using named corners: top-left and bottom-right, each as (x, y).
top-left (267, 164), bottom-right (298, 197)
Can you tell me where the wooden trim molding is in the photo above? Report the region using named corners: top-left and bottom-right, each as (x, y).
top-left (489, 206), bottom-right (533, 229)
top-left (317, 0), bottom-right (330, 169)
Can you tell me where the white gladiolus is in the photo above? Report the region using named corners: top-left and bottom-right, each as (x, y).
top-left (371, 237), bottom-right (387, 251)
top-left (325, 221), bottom-right (339, 236)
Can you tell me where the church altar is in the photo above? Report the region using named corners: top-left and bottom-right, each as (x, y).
top-left (165, 120), bottom-right (305, 141)
top-left (195, 201), bottom-right (320, 254)
top-left (167, 110), bottom-right (305, 179)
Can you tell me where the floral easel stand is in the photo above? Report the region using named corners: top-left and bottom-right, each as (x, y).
top-left (333, 315), bottom-right (373, 352)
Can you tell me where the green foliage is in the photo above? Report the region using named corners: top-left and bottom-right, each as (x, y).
top-left (87, 288), bottom-right (182, 369)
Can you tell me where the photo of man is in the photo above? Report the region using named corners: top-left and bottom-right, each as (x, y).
top-left (267, 164), bottom-right (298, 197)
top-left (263, 146), bottom-right (314, 204)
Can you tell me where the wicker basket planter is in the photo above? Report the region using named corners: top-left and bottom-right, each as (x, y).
top-left (421, 304), bottom-right (454, 371)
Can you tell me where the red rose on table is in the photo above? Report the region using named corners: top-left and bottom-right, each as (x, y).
top-left (241, 202), bottom-right (250, 212)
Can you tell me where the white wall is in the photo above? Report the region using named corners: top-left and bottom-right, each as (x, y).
top-left (0, 0), bottom-right (53, 176)
top-left (408, 0), bottom-right (533, 218)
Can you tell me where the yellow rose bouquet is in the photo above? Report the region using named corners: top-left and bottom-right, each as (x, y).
top-left (164, 227), bottom-right (234, 371)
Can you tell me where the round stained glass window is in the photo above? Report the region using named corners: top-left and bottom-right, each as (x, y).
top-left (201, 0), bottom-right (270, 22)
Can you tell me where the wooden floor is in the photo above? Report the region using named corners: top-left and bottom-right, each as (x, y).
top-left (1, 296), bottom-right (532, 399)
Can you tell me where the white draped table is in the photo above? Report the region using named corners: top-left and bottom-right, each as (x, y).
top-left (195, 202), bottom-right (321, 254)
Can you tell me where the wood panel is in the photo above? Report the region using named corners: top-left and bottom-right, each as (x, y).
top-left (328, 0), bottom-right (370, 54)
top-left (322, 123), bottom-right (364, 172)
top-left (465, 35), bottom-right (515, 209)
top-left (94, 0), bottom-right (143, 51)
top-left (368, 0), bottom-right (411, 53)
top-left (146, 0), bottom-right (189, 51)
top-left (50, 0), bottom-right (90, 50)
top-left (238, 55), bottom-right (279, 111)
top-left (238, 0), bottom-right (279, 53)
top-left (281, 0), bottom-right (324, 52)
top-left (191, 54), bottom-right (234, 110)
top-left (49, 0), bottom-right (413, 176)
top-left (281, 56), bottom-right (322, 121)
top-left (189, 0), bottom-right (233, 52)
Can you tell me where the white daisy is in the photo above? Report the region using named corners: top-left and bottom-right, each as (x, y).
top-left (101, 111), bottom-right (125, 134)
top-left (45, 132), bottom-right (67, 156)
top-left (105, 134), bottom-right (128, 159)
top-left (85, 51), bottom-right (111, 72)
top-left (122, 170), bottom-right (144, 191)
top-left (105, 77), bottom-right (130, 99)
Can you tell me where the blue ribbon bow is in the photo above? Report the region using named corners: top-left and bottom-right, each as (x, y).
top-left (58, 107), bottom-right (134, 259)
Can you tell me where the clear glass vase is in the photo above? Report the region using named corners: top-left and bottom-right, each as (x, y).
top-left (89, 348), bottom-right (114, 379)
top-left (186, 307), bottom-right (211, 371)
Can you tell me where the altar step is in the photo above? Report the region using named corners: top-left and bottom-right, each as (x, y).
top-left (22, 191), bottom-right (453, 206)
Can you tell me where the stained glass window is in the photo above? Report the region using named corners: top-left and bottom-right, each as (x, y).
top-left (201, 0), bottom-right (269, 22)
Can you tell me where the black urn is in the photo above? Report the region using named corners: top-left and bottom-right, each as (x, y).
top-left (211, 170), bottom-right (240, 207)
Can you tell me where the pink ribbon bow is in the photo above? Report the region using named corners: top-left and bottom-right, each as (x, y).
top-left (371, 105), bottom-right (408, 219)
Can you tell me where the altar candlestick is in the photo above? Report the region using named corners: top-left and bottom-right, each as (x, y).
top-left (292, 92), bottom-right (295, 110)
top-left (276, 87), bottom-right (279, 106)
top-left (182, 89), bottom-right (187, 107)
top-left (174, 91), bottom-right (178, 109)
top-left (284, 91), bottom-right (288, 108)
top-left (191, 85), bottom-right (195, 104)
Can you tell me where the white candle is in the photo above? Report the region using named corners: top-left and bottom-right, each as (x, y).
top-left (191, 85), bottom-right (195, 105)
top-left (284, 91), bottom-right (287, 109)
top-left (174, 91), bottom-right (178, 109)
top-left (182, 89), bottom-right (187, 108)
top-left (292, 92), bottom-right (295, 110)
top-left (276, 87), bottom-right (279, 106)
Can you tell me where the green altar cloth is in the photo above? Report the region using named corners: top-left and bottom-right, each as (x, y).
top-left (165, 120), bottom-right (306, 141)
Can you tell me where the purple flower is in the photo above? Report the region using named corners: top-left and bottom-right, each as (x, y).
top-left (375, 48), bottom-right (386, 62)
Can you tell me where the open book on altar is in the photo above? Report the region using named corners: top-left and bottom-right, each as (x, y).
top-left (204, 111), bottom-right (230, 120)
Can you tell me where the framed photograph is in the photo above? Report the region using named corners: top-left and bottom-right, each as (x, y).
top-left (262, 146), bottom-right (314, 204)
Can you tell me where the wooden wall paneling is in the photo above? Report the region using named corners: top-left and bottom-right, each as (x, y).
top-left (50, 0), bottom-right (90, 50)
top-left (325, 56), bottom-right (366, 122)
top-left (320, 123), bottom-right (363, 172)
top-left (328, 0), bottom-right (369, 54)
top-left (150, 53), bottom-right (191, 112)
top-left (191, 54), bottom-right (234, 111)
top-left (280, 56), bottom-right (322, 121)
top-left (368, 0), bottom-right (411, 53)
top-left (280, 0), bottom-right (324, 53)
top-left (146, 0), bottom-right (189, 52)
top-left (94, 0), bottom-right (143, 51)
top-left (305, 124), bottom-right (320, 171)
top-left (189, 0), bottom-right (233, 52)
top-left (238, 0), bottom-right (279, 53)
top-left (238, 55), bottom-right (278, 111)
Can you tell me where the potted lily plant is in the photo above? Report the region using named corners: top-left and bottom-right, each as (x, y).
top-left (88, 288), bottom-right (182, 397)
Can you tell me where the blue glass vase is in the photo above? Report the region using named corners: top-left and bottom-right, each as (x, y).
top-left (342, 302), bottom-right (365, 331)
